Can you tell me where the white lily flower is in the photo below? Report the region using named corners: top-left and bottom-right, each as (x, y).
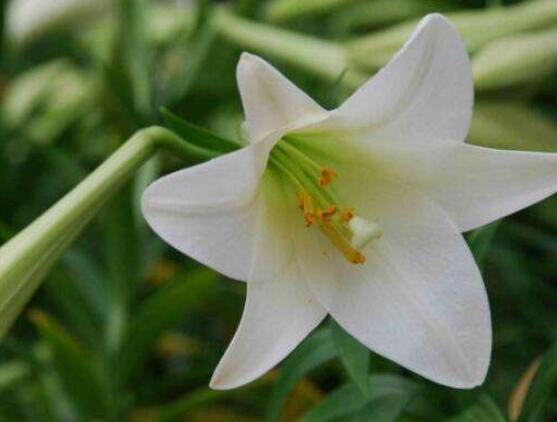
top-left (142, 14), bottom-right (557, 390)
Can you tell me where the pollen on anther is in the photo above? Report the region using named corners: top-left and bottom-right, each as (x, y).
top-left (352, 252), bottom-right (366, 264)
top-left (339, 208), bottom-right (354, 224)
top-left (320, 168), bottom-right (337, 186)
top-left (316, 204), bottom-right (337, 223)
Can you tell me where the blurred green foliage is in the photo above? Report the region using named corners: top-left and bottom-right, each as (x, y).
top-left (0, 0), bottom-right (557, 420)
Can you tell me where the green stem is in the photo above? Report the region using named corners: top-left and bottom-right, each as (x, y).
top-left (0, 126), bottom-right (200, 342)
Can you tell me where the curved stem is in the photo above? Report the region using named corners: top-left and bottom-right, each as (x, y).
top-left (0, 126), bottom-right (206, 341)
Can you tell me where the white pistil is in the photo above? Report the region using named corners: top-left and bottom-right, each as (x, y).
top-left (348, 216), bottom-right (383, 250)
top-left (270, 137), bottom-right (383, 264)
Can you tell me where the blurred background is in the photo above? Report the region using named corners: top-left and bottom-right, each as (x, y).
top-left (0, 0), bottom-right (557, 420)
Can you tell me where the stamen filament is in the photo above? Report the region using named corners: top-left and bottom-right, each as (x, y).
top-left (276, 141), bottom-right (321, 173)
top-left (272, 148), bottom-right (332, 209)
top-left (269, 156), bottom-right (304, 191)
top-left (273, 142), bottom-right (340, 206)
top-left (269, 137), bottom-right (380, 265)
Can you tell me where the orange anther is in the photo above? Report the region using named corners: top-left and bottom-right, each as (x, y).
top-left (351, 252), bottom-right (367, 264)
top-left (320, 168), bottom-right (337, 186)
top-left (324, 204), bottom-right (337, 215)
top-left (339, 208), bottom-right (354, 224)
top-left (316, 204), bottom-right (337, 223)
top-left (304, 212), bottom-right (316, 227)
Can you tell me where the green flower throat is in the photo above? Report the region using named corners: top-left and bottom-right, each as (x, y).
top-left (268, 135), bottom-right (382, 264)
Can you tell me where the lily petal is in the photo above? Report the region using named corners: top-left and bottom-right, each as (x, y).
top-left (422, 144), bottom-right (557, 232)
top-left (308, 14), bottom-right (472, 145)
top-left (210, 261), bottom-right (326, 389)
top-left (142, 139), bottom-right (277, 281)
top-left (237, 52), bottom-right (326, 143)
top-left (378, 141), bottom-right (557, 232)
top-left (295, 175), bottom-right (491, 388)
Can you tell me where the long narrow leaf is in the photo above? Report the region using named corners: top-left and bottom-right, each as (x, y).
top-left (329, 319), bottom-right (369, 396)
top-left (161, 107), bottom-right (240, 153)
top-left (266, 327), bottom-right (337, 422)
top-left (301, 374), bottom-right (422, 422)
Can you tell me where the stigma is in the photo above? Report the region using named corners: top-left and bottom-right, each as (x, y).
top-left (270, 136), bottom-right (383, 264)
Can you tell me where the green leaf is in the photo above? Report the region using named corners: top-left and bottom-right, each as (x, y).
top-left (0, 361), bottom-right (29, 393)
top-left (43, 269), bottom-right (102, 352)
top-left (265, 327), bottom-right (337, 422)
top-left (159, 5), bottom-right (217, 107)
top-left (29, 310), bottom-right (107, 421)
top-left (352, 394), bottom-right (413, 422)
top-left (466, 220), bottom-right (500, 269)
top-left (517, 342), bottom-right (557, 422)
top-left (114, 0), bottom-right (152, 121)
top-left (118, 268), bottom-right (219, 380)
top-left (101, 183), bottom-right (142, 355)
top-left (449, 394), bottom-right (506, 422)
top-left (300, 374), bottom-right (422, 422)
top-left (329, 319), bottom-right (370, 396)
top-left (154, 387), bottom-right (224, 422)
top-left (161, 107), bottom-right (240, 154)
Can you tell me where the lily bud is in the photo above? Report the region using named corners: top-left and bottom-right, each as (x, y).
top-left (473, 29), bottom-right (557, 91)
top-left (265, 0), bottom-right (358, 23)
top-left (1, 60), bottom-right (94, 144)
top-left (347, 0), bottom-right (557, 71)
top-left (214, 9), bottom-right (367, 89)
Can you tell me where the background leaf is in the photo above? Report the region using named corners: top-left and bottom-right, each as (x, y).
top-left (329, 319), bottom-right (370, 396)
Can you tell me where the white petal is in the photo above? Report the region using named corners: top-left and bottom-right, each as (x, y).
top-left (306, 14), bottom-right (472, 145)
top-left (210, 261), bottom-right (326, 389)
top-left (294, 176), bottom-right (491, 388)
top-left (237, 52), bottom-right (326, 143)
top-left (379, 141), bottom-right (557, 232)
top-left (424, 144), bottom-right (557, 232)
top-left (142, 137), bottom-right (280, 281)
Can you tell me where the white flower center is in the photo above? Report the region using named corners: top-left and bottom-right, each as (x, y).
top-left (269, 135), bottom-right (382, 264)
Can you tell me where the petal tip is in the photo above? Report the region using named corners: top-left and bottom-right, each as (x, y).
top-left (208, 374), bottom-right (229, 390)
top-left (239, 51), bottom-right (259, 62)
top-left (209, 365), bottom-right (246, 390)
top-left (419, 13), bottom-right (460, 37)
top-left (237, 52), bottom-right (265, 73)
top-left (420, 12), bottom-right (450, 26)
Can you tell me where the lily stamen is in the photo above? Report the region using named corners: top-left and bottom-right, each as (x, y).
top-left (320, 168), bottom-right (337, 186)
top-left (339, 208), bottom-right (355, 224)
top-left (270, 138), bottom-right (381, 264)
